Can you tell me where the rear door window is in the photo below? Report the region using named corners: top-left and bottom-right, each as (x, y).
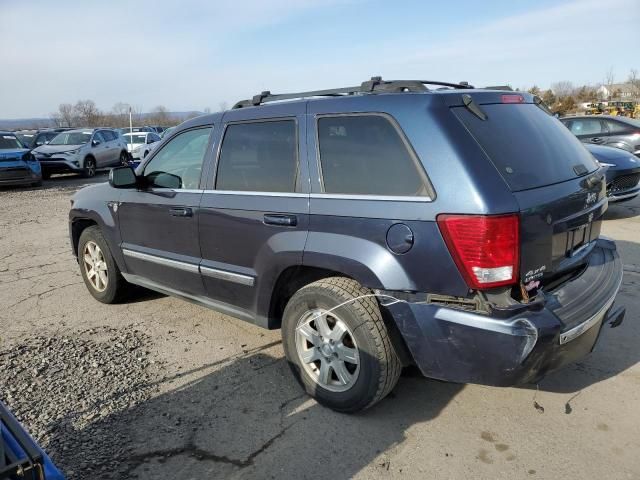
top-left (453, 104), bottom-right (598, 191)
top-left (605, 120), bottom-right (632, 134)
top-left (216, 120), bottom-right (298, 193)
top-left (317, 115), bottom-right (431, 197)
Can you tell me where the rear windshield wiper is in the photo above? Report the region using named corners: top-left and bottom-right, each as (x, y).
top-left (462, 94), bottom-right (487, 120)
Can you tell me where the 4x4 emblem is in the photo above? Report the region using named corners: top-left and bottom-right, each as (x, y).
top-left (585, 192), bottom-right (597, 206)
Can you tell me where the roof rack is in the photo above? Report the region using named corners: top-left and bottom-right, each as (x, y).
top-left (232, 76), bottom-right (474, 108)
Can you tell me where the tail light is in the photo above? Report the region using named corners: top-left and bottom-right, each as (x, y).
top-left (501, 94), bottom-right (525, 104)
top-left (437, 214), bottom-right (519, 289)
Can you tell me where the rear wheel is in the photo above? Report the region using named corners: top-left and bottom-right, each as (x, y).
top-left (82, 157), bottom-right (96, 178)
top-left (119, 151), bottom-right (129, 166)
top-left (78, 226), bottom-right (128, 303)
top-left (282, 277), bottom-right (401, 412)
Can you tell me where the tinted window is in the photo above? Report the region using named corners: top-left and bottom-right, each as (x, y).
top-left (605, 120), bottom-right (631, 134)
top-left (93, 132), bottom-right (106, 143)
top-left (317, 115), bottom-right (430, 196)
top-left (143, 127), bottom-right (212, 189)
top-left (565, 118), bottom-right (605, 136)
top-left (454, 104), bottom-right (598, 191)
top-left (102, 130), bottom-right (116, 141)
top-left (35, 133), bottom-right (49, 146)
top-left (216, 120), bottom-right (297, 192)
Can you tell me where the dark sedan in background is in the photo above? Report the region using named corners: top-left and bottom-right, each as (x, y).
top-left (561, 115), bottom-right (640, 156)
top-left (586, 143), bottom-right (640, 202)
top-left (0, 132), bottom-right (42, 188)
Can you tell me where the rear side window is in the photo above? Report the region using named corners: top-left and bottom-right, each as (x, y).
top-left (605, 120), bottom-right (631, 134)
top-left (454, 104), bottom-right (598, 191)
top-left (101, 130), bottom-right (116, 141)
top-left (216, 120), bottom-right (297, 192)
top-left (564, 118), bottom-right (605, 136)
top-left (317, 115), bottom-right (431, 196)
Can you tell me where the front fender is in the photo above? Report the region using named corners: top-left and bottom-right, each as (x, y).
top-left (69, 184), bottom-right (125, 271)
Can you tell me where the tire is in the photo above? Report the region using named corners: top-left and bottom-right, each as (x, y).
top-left (82, 157), bottom-right (96, 178)
top-left (119, 151), bottom-right (129, 166)
top-left (42, 171), bottom-right (51, 180)
top-left (31, 180), bottom-right (43, 187)
top-left (78, 226), bottom-right (128, 304)
top-left (282, 277), bottom-right (401, 413)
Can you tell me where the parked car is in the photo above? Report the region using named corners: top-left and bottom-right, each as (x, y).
top-left (560, 115), bottom-right (640, 156)
top-left (1, 401), bottom-right (65, 480)
top-left (14, 129), bottom-right (59, 149)
top-left (123, 131), bottom-right (161, 160)
top-left (148, 125), bottom-right (167, 134)
top-left (0, 131), bottom-right (42, 187)
top-left (33, 128), bottom-right (128, 179)
top-left (69, 78), bottom-right (625, 412)
top-left (585, 143), bottom-right (640, 202)
top-left (116, 127), bottom-right (154, 136)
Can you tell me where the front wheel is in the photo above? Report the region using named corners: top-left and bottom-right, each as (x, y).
top-left (78, 226), bottom-right (128, 303)
top-left (282, 277), bottom-right (401, 413)
top-left (82, 157), bottom-right (96, 178)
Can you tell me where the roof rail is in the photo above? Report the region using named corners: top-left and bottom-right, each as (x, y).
top-left (232, 76), bottom-right (474, 108)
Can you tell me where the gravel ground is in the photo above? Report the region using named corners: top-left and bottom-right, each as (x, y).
top-left (1, 173), bottom-right (639, 480)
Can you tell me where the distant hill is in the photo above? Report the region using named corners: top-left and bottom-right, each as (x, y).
top-left (0, 111), bottom-right (203, 130)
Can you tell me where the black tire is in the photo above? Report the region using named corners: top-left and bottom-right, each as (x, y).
top-left (119, 151), bottom-right (129, 166)
top-left (31, 180), bottom-right (43, 187)
top-left (282, 277), bottom-right (401, 413)
top-left (42, 171), bottom-right (51, 180)
top-left (78, 226), bottom-right (128, 304)
top-left (82, 157), bottom-right (96, 178)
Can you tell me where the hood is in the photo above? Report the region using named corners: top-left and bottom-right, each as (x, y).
top-left (0, 148), bottom-right (31, 161)
top-left (585, 144), bottom-right (639, 170)
top-left (33, 144), bottom-right (84, 154)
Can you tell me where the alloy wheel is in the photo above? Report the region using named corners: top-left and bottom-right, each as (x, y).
top-left (83, 241), bottom-right (108, 292)
top-left (295, 309), bottom-right (360, 392)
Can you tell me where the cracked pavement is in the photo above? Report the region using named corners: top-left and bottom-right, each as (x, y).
top-left (1, 173), bottom-right (639, 479)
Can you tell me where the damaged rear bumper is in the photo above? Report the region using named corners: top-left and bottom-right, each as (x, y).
top-left (384, 239), bottom-right (625, 386)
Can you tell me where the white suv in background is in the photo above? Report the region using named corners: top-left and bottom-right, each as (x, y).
top-left (123, 132), bottom-right (161, 160)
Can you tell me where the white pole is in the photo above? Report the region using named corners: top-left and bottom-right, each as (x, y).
top-left (128, 106), bottom-right (133, 153)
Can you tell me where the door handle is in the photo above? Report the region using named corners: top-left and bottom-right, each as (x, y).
top-left (591, 137), bottom-right (603, 143)
top-left (264, 214), bottom-right (297, 226)
top-left (169, 207), bottom-right (193, 217)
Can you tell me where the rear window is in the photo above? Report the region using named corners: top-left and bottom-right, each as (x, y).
top-left (454, 104), bottom-right (598, 191)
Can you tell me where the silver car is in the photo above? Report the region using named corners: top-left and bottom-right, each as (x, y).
top-left (33, 128), bottom-right (128, 179)
top-left (560, 115), bottom-right (640, 156)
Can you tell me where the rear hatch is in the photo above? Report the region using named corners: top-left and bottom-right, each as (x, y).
top-left (448, 92), bottom-right (605, 288)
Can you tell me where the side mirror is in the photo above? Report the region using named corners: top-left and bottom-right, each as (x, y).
top-left (92, 139), bottom-right (101, 147)
top-left (109, 166), bottom-right (137, 189)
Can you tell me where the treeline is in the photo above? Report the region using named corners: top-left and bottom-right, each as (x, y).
top-left (523, 69), bottom-right (640, 115)
top-left (50, 101), bottom-right (202, 128)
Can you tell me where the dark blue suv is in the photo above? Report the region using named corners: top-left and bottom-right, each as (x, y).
top-left (69, 78), bottom-right (625, 412)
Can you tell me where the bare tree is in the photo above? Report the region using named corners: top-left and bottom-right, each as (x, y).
top-left (73, 100), bottom-right (101, 126)
top-left (527, 85), bottom-right (541, 96)
top-left (218, 101), bottom-right (228, 112)
top-left (550, 81), bottom-right (574, 98)
top-left (50, 103), bottom-right (75, 127)
top-left (628, 69), bottom-right (640, 97)
top-left (603, 67), bottom-right (615, 100)
top-left (147, 105), bottom-right (170, 125)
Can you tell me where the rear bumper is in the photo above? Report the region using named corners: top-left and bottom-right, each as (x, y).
top-left (385, 239), bottom-right (625, 386)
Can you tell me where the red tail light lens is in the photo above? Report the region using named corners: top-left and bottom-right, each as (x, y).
top-left (501, 94), bottom-right (525, 104)
top-left (437, 214), bottom-right (520, 289)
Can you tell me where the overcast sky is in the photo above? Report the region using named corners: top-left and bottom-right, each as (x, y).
top-left (0, 0), bottom-right (638, 119)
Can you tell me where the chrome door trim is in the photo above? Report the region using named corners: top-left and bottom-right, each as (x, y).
top-left (200, 265), bottom-right (255, 286)
top-left (122, 248), bottom-right (200, 274)
top-left (122, 248), bottom-right (255, 286)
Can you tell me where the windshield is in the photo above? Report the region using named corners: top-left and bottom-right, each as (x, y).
top-left (49, 131), bottom-right (92, 146)
top-left (0, 134), bottom-right (24, 149)
top-left (15, 134), bottom-right (34, 147)
top-left (124, 134), bottom-right (147, 144)
top-left (453, 103), bottom-right (598, 191)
